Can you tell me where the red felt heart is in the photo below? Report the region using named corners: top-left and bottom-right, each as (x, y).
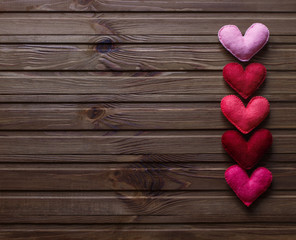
top-left (225, 165), bottom-right (272, 207)
top-left (223, 63), bottom-right (266, 99)
top-left (222, 129), bottom-right (272, 169)
top-left (221, 95), bottom-right (270, 134)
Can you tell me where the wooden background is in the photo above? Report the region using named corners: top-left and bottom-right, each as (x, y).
top-left (0, 0), bottom-right (295, 239)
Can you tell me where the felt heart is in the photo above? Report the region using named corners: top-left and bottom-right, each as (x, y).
top-left (225, 165), bottom-right (272, 207)
top-left (221, 95), bottom-right (269, 134)
top-left (222, 129), bottom-right (272, 169)
top-left (218, 23), bottom-right (269, 62)
top-left (223, 63), bottom-right (266, 99)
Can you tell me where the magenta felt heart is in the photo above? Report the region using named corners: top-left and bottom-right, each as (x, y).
top-left (221, 95), bottom-right (270, 134)
top-left (223, 63), bottom-right (266, 99)
top-left (225, 165), bottom-right (272, 207)
top-left (222, 129), bottom-right (273, 169)
top-left (218, 23), bottom-right (269, 62)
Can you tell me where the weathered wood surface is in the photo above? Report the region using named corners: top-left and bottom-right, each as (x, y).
top-left (0, 130), bottom-right (294, 154)
top-left (1, 35), bottom-right (296, 44)
top-left (0, 1), bottom-right (295, 239)
top-left (0, 44), bottom-right (295, 71)
top-left (0, 162), bottom-right (293, 191)
top-left (0, 153), bottom-right (295, 163)
top-left (1, 0), bottom-right (296, 12)
top-left (0, 71), bottom-right (295, 102)
top-left (0, 102), bottom-right (295, 130)
top-left (0, 13), bottom-right (295, 35)
top-left (0, 191), bottom-right (296, 223)
top-left (1, 224), bottom-right (296, 240)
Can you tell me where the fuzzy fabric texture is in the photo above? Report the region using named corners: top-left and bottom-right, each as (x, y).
top-left (223, 63), bottom-right (266, 99)
top-left (221, 95), bottom-right (270, 134)
top-left (222, 129), bottom-right (272, 169)
top-left (225, 165), bottom-right (272, 207)
top-left (218, 23), bottom-right (269, 62)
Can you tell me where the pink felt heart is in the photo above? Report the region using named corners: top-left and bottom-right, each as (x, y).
top-left (218, 23), bottom-right (269, 62)
top-left (225, 165), bottom-right (272, 207)
top-left (221, 95), bottom-right (270, 134)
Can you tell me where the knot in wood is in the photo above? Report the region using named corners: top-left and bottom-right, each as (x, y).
top-left (96, 39), bottom-right (115, 53)
top-left (77, 0), bottom-right (93, 5)
top-left (86, 107), bottom-right (105, 120)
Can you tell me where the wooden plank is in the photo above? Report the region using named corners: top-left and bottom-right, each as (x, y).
top-left (0, 130), bottom-right (294, 154)
top-left (0, 13), bottom-right (296, 35)
top-left (0, 44), bottom-right (295, 71)
top-left (0, 71), bottom-right (295, 102)
top-left (0, 102), bottom-right (294, 130)
top-left (0, 191), bottom-right (296, 223)
top-left (2, 93), bottom-right (296, 103)
top-left (0, 224), bottom-right (296, 240)
top-left (1, 0), bottom-right (296, 12)
top-left (1, 35), bottom-right (296, 44)
top-left (0, 162), bottom-right (293, 191)
top-left (0, 153), bottom-right (295, 163)
top-left (2, 214), bottom-right (296, 224)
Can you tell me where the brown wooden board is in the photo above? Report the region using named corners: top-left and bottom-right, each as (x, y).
top-left (0, 102), bottom-right (294, 130)
top-left (0, 130), bottom-right (294, 154)
top-left (1, 35), bottom-right (296, 44)
top-left (0, 71), bottom-right (295, 102)
top-left (0, 162), bottom-right (293, 191)
top-left (1, 0), bottom-right (296, 12)
top-left (0, 224), bottom-right (296, 240)
top-left (0, 43), bottom-right (295, 71)
top-left (0, 1), bottom-right (296, 239)
top-left (0, 13), bottom-right (295, 36)
top-left (0, 191), bottom-right (295, 223)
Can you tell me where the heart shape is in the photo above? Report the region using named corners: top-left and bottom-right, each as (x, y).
top-left (225, 165), bottom-right (272, 207)
top-left (222, 129), bottom-right (272, 169)
top-left (218, 23), bottom-right (269, 62)
top-left (221, 95), bottom-right (270, 134)
top-left (223, 63), bottom-right (266, 99)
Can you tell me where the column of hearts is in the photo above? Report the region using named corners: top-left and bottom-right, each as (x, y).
top-left (218, 23), bottom-right (272, 207)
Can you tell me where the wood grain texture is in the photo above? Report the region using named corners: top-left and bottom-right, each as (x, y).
top-left (2, 214), bottom-right (296, 224)
top-left (0, 153), bottom-right (295, 163)
top-left (0, 44), bottom-right (295, 71)
top-left (1, 0), bottom-right (296, 12)
top-left (0, 130), bottom-right (294, 154)
top-left (0, 224), bottom-right (296, 240)
top-left (1, 35), bottom-right (296, 44)
top-left (0, 0), bottom-right (295, 237)
top-left (0, 191), bottom-right (296, 223)
top-left (0, 162), bottom-right (293, 191)
top-left (0, 13), bottom-right (296, 35)
top-left (0, 71), bottom-right (296, 102)
top-left (0, 102), bottom-right (294, 130)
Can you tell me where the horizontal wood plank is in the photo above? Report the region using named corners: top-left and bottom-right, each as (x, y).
top-left (0, 191), bottom-right (296, 223)
top-left (0, 130), bottom-right (294, 154)
top-left (1, 0), bottom-right (296, 12)
top-left (0, 102), bottom-right (294, 130)
top-left (0, 224), bottom-right (296, 240)
top-left (0, 71), bottom-right (296, 102)
top-left (0, 153), bottom-right (295, 163)
top-left (0, 162), bottom-right (293, 191)
top-left (1, 35), bottom-right (296, 44)
top-left (0, 44), bottom-right (295, 71)
top-left (0, 13), bottom-right (296, 35)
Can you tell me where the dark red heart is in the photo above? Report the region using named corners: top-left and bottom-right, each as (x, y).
top-left (223, 63), bottom-right (266, 99)
top-left (222, 129), bottom-right (273, 169)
